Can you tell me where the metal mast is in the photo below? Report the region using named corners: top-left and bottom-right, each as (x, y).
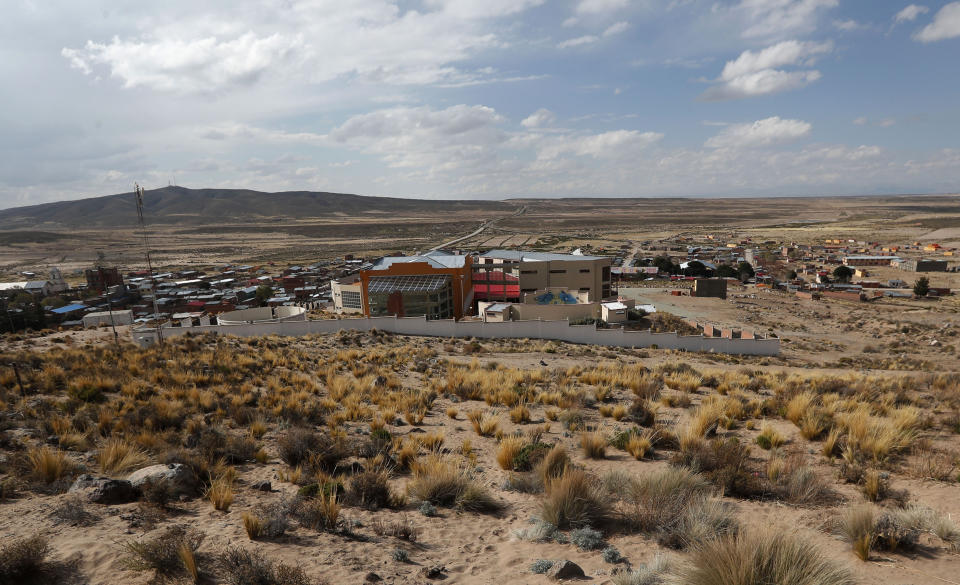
top-left (135, 183), bottom-right (163, 345)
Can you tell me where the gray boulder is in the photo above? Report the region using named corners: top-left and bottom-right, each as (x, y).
top-left (547, 560), bottom-right (585, 580)
top-left (127, 464), bottom-right (198, 496)
top-left (69, 474), bottom-right (139, 504)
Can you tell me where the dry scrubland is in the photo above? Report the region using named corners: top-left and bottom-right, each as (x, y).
top-left (0, 331), bottom-right (960, 584)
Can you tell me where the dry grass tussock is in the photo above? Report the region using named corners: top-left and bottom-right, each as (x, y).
top-left (26, 446), bottom-right (72, 484)
top-left (97, 438), bottom-right (150, 474)
top-left (539, 468), bottom-right (608, 529)
top-left (675, 527), bottom-right (855, 585)
top-left (408, 455), bottom-right (500, 512)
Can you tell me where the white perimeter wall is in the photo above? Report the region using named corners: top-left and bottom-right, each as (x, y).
top-left (133, 316), bottom-right (779, 356)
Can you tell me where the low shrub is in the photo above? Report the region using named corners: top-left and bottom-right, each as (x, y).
top-left (277, 428), bottom-right (320, 468)
top-left (530, 559), bottom-right (554, 574)
top-left (345, 469), bottom-right (394, 510)
top-left (219, 547), bottom-right (313, 585)
top-left (571, 526), bottom-right (605, 550)
top-left (602, 546), bottom-right (625, 564)
top-left (672, 438), bottom-right (760, 498)
top-left (610, 554), bottom-right (670, 585)
top-left (372, 514), bottom-right (420, 542)
top-left (0, 534), bottom-right (50, 584)
top-left (121, 525), bottom-right (205, 582)
top-left (243, 503), bottom-right (289, 540)
top-left (292, 493), bottom-right (340, 532)
top-left (512, 442), bottom-right (551, 472)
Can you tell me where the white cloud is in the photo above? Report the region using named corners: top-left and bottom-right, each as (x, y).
top-left (878, 118), bottom-right (896, 127)
top-left (62, 32), bottom-right (303, 93)
top-left (62, 0), bottom-right (546, 93)
top-left (423, 0), bottom-right (545, 19)
top-left (603, 21), bottom-right (630, 36)
top-left (538, 130), bottom-right (664, 159)
top-left (853, 116), bottom-right (868, 125)
top-left (736, 0), bottom-right (839, 39)
top-left (705, 116), bottom-right (811, 148)
top-left (558, 21), bottom-right (628, 48)
top-left (703, 40), bottom-right (831, 100)
top-left (914, 2), bottom-right (960, 41)
top-left (558, 35), bottom-right (599, 48)
top-left (521, 108), bottom-right (557, 128)
top-left (894, 4), bottom-right (928, 23)
top-left (719, 40), bottom-right (832, 79)
top-left (832, 19), bottom-right (864, 31)
top-left (576, 0), bottom-right (629, 15)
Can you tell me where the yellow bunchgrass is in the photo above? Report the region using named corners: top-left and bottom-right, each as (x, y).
top-left (496, 436), bottom-right (526, 470)
top-left (207, 475), bottom-right (234, 511)
top-left (510, 404), bottom-right (531, 424)
top-left (27, 446), bottom-right (72, 484)
top-left (243, 512), bottom-right (264, 539)
top-left (97, 438), bottom-right (150, 474)
top-left (467, 411), bottom-right (500, 437)
top-left (786, 392), bottom-right (816, 425)
top-left (580, 431), bottom-right (607, 459)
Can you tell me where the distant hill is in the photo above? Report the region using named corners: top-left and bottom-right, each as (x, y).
top-left (0, 187), bottom-right (513, 228)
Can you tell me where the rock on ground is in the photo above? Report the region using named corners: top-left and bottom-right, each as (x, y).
top-left (547, 560), bottom-right (586, 580)
top-left (68, 474), bottom-right (139, 504)
top-left (126, 463), bottom-right (198, 496)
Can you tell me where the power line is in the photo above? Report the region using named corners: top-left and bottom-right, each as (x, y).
top-left (135, 183), bottom-right (164, 346)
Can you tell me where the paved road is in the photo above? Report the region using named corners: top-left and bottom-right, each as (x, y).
top-left (429, 205), bottom-right (526, 251)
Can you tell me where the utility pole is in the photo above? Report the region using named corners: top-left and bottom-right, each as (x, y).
top-left (135, 183), bottom-right (164, 346)
top-left (106, 286), bottom-right (120, 348)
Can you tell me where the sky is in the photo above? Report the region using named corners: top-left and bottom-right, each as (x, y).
top-left (2, 0), bottom-right (960, 209)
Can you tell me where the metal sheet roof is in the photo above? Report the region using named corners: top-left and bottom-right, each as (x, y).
top-left (479, 249), bottom-right (606, 262)
top-left (372, 253), bottom-right (466, 270)
top-left (51, 303), bottom-right (87, 314)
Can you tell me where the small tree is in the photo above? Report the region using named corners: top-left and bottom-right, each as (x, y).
top-left (653, 255), bottom-right (679, 275)
top-left (832, 265), bottom-right (854, 283)
top-left (682, 261), bottom-right (709, 277)
top-left (737, 261), bottom-right (755, 282)
top-left (716, 265), bottom-right (737, 278)
top-left (254, 284), bottom-right (274, 306)
top-left (913, 276), bottom-right (930, 297)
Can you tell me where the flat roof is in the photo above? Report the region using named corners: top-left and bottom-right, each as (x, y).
top-left (372, 253), bottom-right (466, 270)
top-left (485, 303), bottom-right (511, 312)
top-left (479, 249), bottom-right (606, 262)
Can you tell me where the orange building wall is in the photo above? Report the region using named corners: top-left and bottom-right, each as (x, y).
top-left (359, 256), bottom-right (474, 319)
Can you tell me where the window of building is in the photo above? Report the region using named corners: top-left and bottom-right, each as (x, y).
top-left (520, 270), bottom-right (539, 275)
top-left (549, 269), bottom-right (566, 274)
top-left (601, 266), bottom-right (611, 281)
top-left (342, 290), bottom-right (362, 309)
top-left (579, 268), bottom-right (591, 273)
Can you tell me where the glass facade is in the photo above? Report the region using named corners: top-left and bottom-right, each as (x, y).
top-left (367, 275), bottom-right (454, 319)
